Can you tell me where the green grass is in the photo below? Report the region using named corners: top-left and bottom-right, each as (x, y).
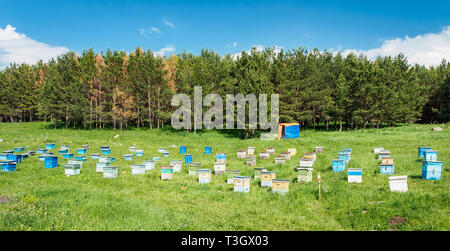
top-left (0, 122), bottom-right (449, 231)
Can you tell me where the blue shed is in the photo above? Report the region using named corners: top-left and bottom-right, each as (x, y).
top-left (278, 123), bottom-right (300, 140)
top-left (332, 159), bottom-right (346, 172)
top-left (422, 161), bottom-right (443, 180)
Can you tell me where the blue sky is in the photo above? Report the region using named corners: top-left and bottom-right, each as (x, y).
top-left (1, 0), bottom-right (450, 67)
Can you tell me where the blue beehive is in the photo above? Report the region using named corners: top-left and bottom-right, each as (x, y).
top-left (0, 161), bottom-right (16, 172)
top-left (77, 148), bottom-right (87, 155)
top-left (45, 143), bottom-right (55, 150)
top-left (204, 146), bottom-right (212, 155)
top-left (380, 164), bottom-right (395, 175)
top-left (332, 159), bottom-right (346, 172)
top-left (152, 157), bottom-right (161, 161)
top-left (3, 150), bottom-right (13, 154)
top-left (135, 150), bottom-right (144, 157)
top-left (123, 154), bottom-right (134, 160)
top-left (162, 151), bottom-right (170, 157)
top-left (59, 148), bottom-right (68, 154)
top-left (7, 154), bottom-right (22, 163)
top-left (179, 146), bottom-right (187, 154)
top-left (14, 147), bottom-right (24, 152)
top-left (424, 150), bottom-right (438, 161)
top-left (0, 154), bottom-right (7, 161)
top-left (36, 149), bottom-right (47, 154)
top-left (62, 153), bottom-right (74, 159)
top-left (100, 146), bottom-right (111, 155)
top-left (184, 154), bottom-right (193, 164)
top-left (422, 161), bottom-right (443, 180)
top-left (343, 148), bottom-right (352, 154)
top-left (44, 156), bottom-right (58, 168)
top-left (75, 156), bottom-right (87, 161)
top-left (91, 153), bottom-right (100, 159)
top-left (338, 152), bottom-right (351, 163)
top-left (418, 147), bottom-right (432, 158)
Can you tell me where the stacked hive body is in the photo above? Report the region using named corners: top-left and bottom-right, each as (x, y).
top-left (170, 160), bottom-right (182, 173)
top-left (204, 147), bottom-right (212, 155)
top-left (161, 166), bottom-right (174, 180)
top-left (143, 161), bottom-right (156, 171)
top-left (131, 165), bottom-right (146, 175)
top-left (213, 162), bottom-right (226, 175)
top-left (389, 176), bottom-right (408, 192)
top-left (298, 150), bottom-right (317, 183)
top-left (216, 153), bottom-right (226, 163)
top-left (332, 148), bottom-right (351, 173)
top-left (237, 150), bottom-right (246, 159)
top-left (418, 147), bottom-right (443, 180)
top-left (227, 170), bottom-right (240, 184)
top-left (253, 168), bottom-right (267, 180)
top-left (103, 166), bottom-right (119, 178)
top-left (198, 169), bottom-right (212, 184)
top-left (188, 162), bottom-right (200, 176)
top-left (246, 155), bottom-right (256, 166)
top-left (272, 180), bottom-right (289, 194)
top-left (260, 171), bottom-right (276, 187)
top-left (234, 176), bottom-right (250, 193)
top-left (347, 168), bottom-right (362, 183)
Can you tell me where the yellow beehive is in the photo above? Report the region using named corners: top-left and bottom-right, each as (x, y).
top-left (381, 157), bottom-right (394, 165)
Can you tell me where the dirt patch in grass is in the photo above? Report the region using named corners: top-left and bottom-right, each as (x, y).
top-left (389, 216), bottom-right (407, 226)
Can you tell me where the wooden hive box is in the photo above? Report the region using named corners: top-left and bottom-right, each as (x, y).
top-left (143, 161), bottom-right (156, 171)
top-left (131, 164), bottom-right (146, 175)
top-left (297, 167), bottom-right (313, 183)
top-left (64, 164), bottom-right (81, 176)
top-left (91, 153), bottom-right (100, 159)
top-left (179, 146), bottom-right (187, 154)
top-left (421, 161), bottom-right (443, 180)
top-left (68, 160), bottom-right (83, 169)
top-left (184, 154), bottom-right (193, 164)
top-left (246, 155), bottom-right (256, 166)
top-left (77, 148), bottom-right (87, 155)
top-left (304, 152), bottom-right (316, 161)
top-left (378, 150), bottom-right (390, 160)
top-left (347, 168), bottom-right (362, 183)
top-left (75, 156), bottom-right (87, 162)
top-left (160, 166), bottom-right (174, 180)
top-left (424, 150), bottom-right (438, 162)
top-left (152, 156), bottom-right (161, 161)
top-left (59, 148), bottom-right (69, 155)
top-left (247, 147), bottom-right (256, 155)
top-left (188, 162), bottom-right (201, 176)
top-left (162, 151), bottom-right (170, 158)
top-left (389, 176), bottom-right (408, 192)
top-left (299, 158), bottom-right (314, 167)
top-left (123, 154), bottom-right (134, 160)
top-left (96, 162), bottom-right (110, 173)
top-left (213, 162), bottom-right (226, 175)
top-left (198, 169), bottom-right (212, 184)
top-left (129, 146), bottom-right (137, 152)
top-left (272, 179), bottom-right (289, 194)
top-left (170, 160), bottom-right (182, 173)
top-left (260, 171), bottom-right (276, 187)
top-left (380, 164), bottom-right (395, 175)
top-left (253, 168), bottom-right (267, 180)
top-left (216, 153), bottom-right (227, 163)
top-left (0, 161), bottom-right (16, 172)
top-left (373, 147), bottom-right (384, 154)
top-left (14, 147), bottom-right (24, 153)
top-left (204, 146), bottom-right (212, 155)
top-left (234, 176), bottom-right (250, 193)
top-left (0, 154), bottom-right (7, 161)
top-left (158, 147), bottom-right (166, 153)
top-left (274, 156), bottom-right (285, 164)
top-left (332, 159), bottom-right (345, 172)
top-left (45, 143), bottom-right (55, 150)
top-left (135, 150), bottom-right (144, 157)
top-left (103, 166), bottom-right (119, 178)
top-left (237, 150), bottom-right (247, 159)
top-left (259, 151), bottom-right (270, 159)
top-left (288, 148), bottom-right (297, 156)
top-left (227, 170), bottom-right (240, 184)
top-left (338, 152), bottom-right (351, 163)
top-left (315, 146), bottom-right (324, 153)
top-left (266, 147), bottom-right (275, 154)
top-left (36, 149), bottom-right (47, 154)
top-left (418, 147), bottom-right (432, 158)
top-left (62, 153), bottom-right (74, 159)
top-left (381, 157), bottom-right (394, 165)
top-left (281, 152), bottom-right (291, 160)
top-left (44, 156), bottom-right (58, 168)
top-left (100, 146), bottom-right (111, 155)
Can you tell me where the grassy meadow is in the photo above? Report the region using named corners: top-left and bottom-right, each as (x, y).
top-left (0, 122), bottom-right (448, 231)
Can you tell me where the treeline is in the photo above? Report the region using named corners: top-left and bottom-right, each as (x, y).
top-left (0, 46), bottom-right (448, 131)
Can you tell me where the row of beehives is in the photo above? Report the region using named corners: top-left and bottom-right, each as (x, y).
top-left (331, 148), bottom-right (363, 183)
top-left (0, 147), bottom-right (36, 172)
top-left (374, 147), bottom-right (408, 192)
top-left (238, 146), bottom-right (324, 166)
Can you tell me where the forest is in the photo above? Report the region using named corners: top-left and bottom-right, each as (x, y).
top-left (0, 46), bottom-right (448, 131)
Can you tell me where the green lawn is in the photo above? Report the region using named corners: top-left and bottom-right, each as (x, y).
top-left (0, 122), bottom-right (448, 231)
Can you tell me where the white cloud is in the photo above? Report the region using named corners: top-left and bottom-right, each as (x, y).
top-left (232, 45), bottom-right (283, 60)
top-left (163, 18), bottom-right (174, 28)
top-left (151, 27), bottom-right (160, 33)
top-left (232, 42), bottom-right (238, 48)
top-left (156, 45), bottom-right (176, 57)
top-left (333, 26), bottom-right (450, 67)
top-left (140, 27), bottom-right (161, 37)
top-left (0, 25), bottom-right (68, 68)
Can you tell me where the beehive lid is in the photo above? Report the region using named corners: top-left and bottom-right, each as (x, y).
top-left (389, 176), bottom-right (407, 181)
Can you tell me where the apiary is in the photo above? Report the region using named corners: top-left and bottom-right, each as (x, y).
top-left (253, 168), bottom-right (267, 180)
top-left (227, 170), bottom-right (240, 184)
top-left (169, 160), bottom-right (182, 173)
top-left (198, 169), bottom-right (212, 184)
top-left (288, 148), bottom-right (297, 156)
top-left (260, 171), bottom-right (276, 187)
top-left (332, 159), bottom-right (346, 172)
top-left (389, 176), bottom-right (408, 192)
top-left (281, 152), bottom-right (291, 160)
top-left (161, 166), bottom-right (174, 180)
top-left (213, 162), bottom-right (226, 175)
top-left (64, 164), bottom-right (80, 176)
top-left (237, 150), bottom-right (247, 159)
top-left (131, 164), bottom-right (146, 175)
top-left (348, 168), bottom-right (363, 183)
top-left (274, 156), bottom-right (285, 164)
top-left (103, 166), bottom-right (119, 178)
top-left (247, 147), bottom-right (256, 155)
top-left (272, 179), bottom-right (289, 194)
top-left (143, 161), bottom-right (156, 171)
top-left (259, 151), bottom-right (270, 159)
top-left (188, 162), bottom-right (201, 176)
top-left (234, 176), bottom-right (250, 193)
top-left (246, 155), bottom-right (256, 166)
top-left (297, 167), bottom-right (313, 183)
